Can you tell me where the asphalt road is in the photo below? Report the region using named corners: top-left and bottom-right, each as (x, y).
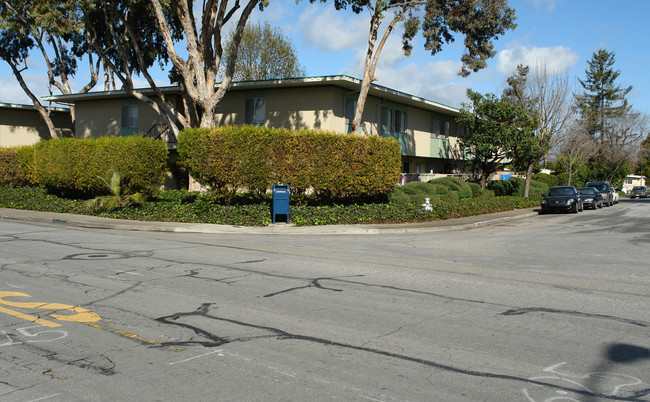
top-left (1, 199), bottom-right (649, 401)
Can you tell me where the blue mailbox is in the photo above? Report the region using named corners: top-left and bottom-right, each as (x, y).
top-left (272, 184), bottom-right (290, 224)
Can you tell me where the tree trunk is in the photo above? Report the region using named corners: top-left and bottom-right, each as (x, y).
top-left (523, 163), bottom-right (534, 197)
top-left (351, 8), bottom-right (404, 135)
top-left (480, 172), bottom-right (489, 189)
top-left (7, 61), bottom-right (58, 139)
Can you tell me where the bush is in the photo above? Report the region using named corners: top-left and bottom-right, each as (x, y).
top-left (488, 177), bottom-right (548, 197)
top-left (528, 179), bottom-right (549, 197)
top-left (532, 173), bottom-right (558, 188)
top-left (555, 172), bottom-right (587, 189)
top-left (177, 126), bottom-right (401, 203)
top-left (0, 186), bottom-right (540, 227)
top-left (0, 146), bottom-right (35, 187)
top-left (389, 180), bottom-right (464, 206)
top-left (468, 182), bottom-right (492, 198)
top-left (427, 176), bottom-right (473, 199)
top-left (34, 137), bottom-right (168, 198)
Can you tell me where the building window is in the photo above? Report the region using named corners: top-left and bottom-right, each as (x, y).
top-left (394, 110), bottom-right (406, 133)
top-left (381, 106), bottom-right (406, 133)
top-left (121, 104), bottom-right (138, 136)
top-left (245, 97), bottom-right (265, 125)
top-left (444, 121), bottom-right (450, 137)
top-left (430, 118), bottom-right (440, 138)
top-left (381, 107), bottom-right (392, 132)
top-left (345, 98), bottom-right (357, 133)
top-left (121, 105), bottom-right (138, 129)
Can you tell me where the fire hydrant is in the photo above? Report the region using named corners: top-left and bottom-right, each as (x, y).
top-left (421, 198), bottom-right (433, 212)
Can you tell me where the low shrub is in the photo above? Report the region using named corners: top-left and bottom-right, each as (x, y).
top-left (0, 186), bottom-right (87, 213)
top-left (555, 172), bottom-right (586, 189)
top-left (427, 176), bottom-right (473, 199)
top-left (532, 173), bottom-right (558, 188)
top-left (389, 180), bottom-right (469, 207)
top-left (0, 186), bottom-right (539, 227)
top-left (488, 177), bottom-right (548, 197)
top-left (528, 179), bottom-right (549, 197)
top-left (468, 182), bottom-right (493, 198)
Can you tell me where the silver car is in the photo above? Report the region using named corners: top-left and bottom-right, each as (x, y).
top-left (630, 186), bottom-right (648, 199)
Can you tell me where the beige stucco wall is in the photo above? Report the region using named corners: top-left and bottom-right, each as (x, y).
top-left (215, 86), bottom-right (347, 132)
top-left (214, 86), bottom-right (463, 162)
top-left (0, 107), bottom-right (72, 147)
top-left (74, 97), bottom-right (174, 138)
top-left (68, 85), bottom-right (468, 175)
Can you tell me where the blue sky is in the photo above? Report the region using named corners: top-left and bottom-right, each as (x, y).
top-left (1, 0), bottom-right (648, 116)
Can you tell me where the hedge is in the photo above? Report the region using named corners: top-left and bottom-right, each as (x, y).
top-left (531, 173), bottom-right (558, 188)
top-left (390, 177), bottom-right (476, 206)
top-left (427, 176), bottom-right (473, 199)
top-left (488, 177), bottom-right (548, 197)
top-left (0, 186), bottom-right (540, 227)
top-left (177, 126), bottom-right (402, 202)
top-left (0, 146), bottom-right (35, 187)
top-left (34, 137), bottom-right (168, 198)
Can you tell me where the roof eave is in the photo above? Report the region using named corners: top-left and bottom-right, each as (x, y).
top-left (42, 75), bottom-right (460, 115)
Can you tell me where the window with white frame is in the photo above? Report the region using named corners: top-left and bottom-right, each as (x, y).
top-left (245, 97), bottom-right (265, 125)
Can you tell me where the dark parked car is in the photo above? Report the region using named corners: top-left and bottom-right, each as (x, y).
top-left (630, 185), bottom-right (648, 199)
top-left (540, 186), bottom-right (583, 214)
top-left (586, 181), bottom-right (614, 207)
top-left (577, 187), bottom-right (603, 209)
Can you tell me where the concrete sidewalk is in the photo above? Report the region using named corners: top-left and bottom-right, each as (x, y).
top-left (0, 207), bottom-right (538, 235)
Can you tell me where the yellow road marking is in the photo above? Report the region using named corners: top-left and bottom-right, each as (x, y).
top-left (0, 306), bottom-right (61, 328)
top-left (0, 291), bottom-right (101, 324)
top-left (41, 303), bottom-right (101, 323)
top-left (84, 322), bottom-right (162, 345)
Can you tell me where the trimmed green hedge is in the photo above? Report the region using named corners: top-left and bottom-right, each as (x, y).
top-left (531, 173), bottom-right (559, 188)
top-left (177, 126), bottom-right (402, 202)
top-left (390, 177), bottom-right (476, 206)
top-left (488, 177), bottom-right (548, 197)
top-left (34, 137), bottom-right (168, 198)
top-left (428, 176), bottom-right (473, 199)
top-left (0, 146), bottom-right (35, 187)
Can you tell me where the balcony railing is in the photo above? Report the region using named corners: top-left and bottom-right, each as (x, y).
top-left (144, 124), bottom-right (176, 147)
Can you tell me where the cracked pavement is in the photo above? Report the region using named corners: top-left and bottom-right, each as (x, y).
top-left (1, 201), bottom-right (650, 401)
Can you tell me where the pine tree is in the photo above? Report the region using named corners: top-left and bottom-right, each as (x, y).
top-left (575, 49), bottom-right (632, 144)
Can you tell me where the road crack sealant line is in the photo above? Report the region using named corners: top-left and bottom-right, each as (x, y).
top-left (154, 303), bottom-right (636, 401)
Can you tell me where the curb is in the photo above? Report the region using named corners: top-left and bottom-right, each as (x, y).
top-left (1, 207), bottom-right (538, 235)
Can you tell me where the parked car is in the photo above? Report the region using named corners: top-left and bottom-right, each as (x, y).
top-left (630, 185), bottom-right (648, 199)
top-left (577, 187), bottom-right (603, 209)
top-left (540, 186), bottom-right (583, 214)
top-left (586, 181), bottom-right (614, 207)
top-left (612, 188), bottom-right (619, 204)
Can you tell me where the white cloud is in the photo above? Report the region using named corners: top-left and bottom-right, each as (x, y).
top-left (296, 6), bottom-right (367, 52)
top-left (372, 60), bottom-right (471, 108)
top-left (0, 79), bottom-right (32, 104)
top-left (339, 30), bottom-right (410, 78)
top-left (0, 72), bottom-right (51, 105)
top-left (496, 45), bottom-right (578, 76)
top-left (525, 0), bottom-right (564, 12)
